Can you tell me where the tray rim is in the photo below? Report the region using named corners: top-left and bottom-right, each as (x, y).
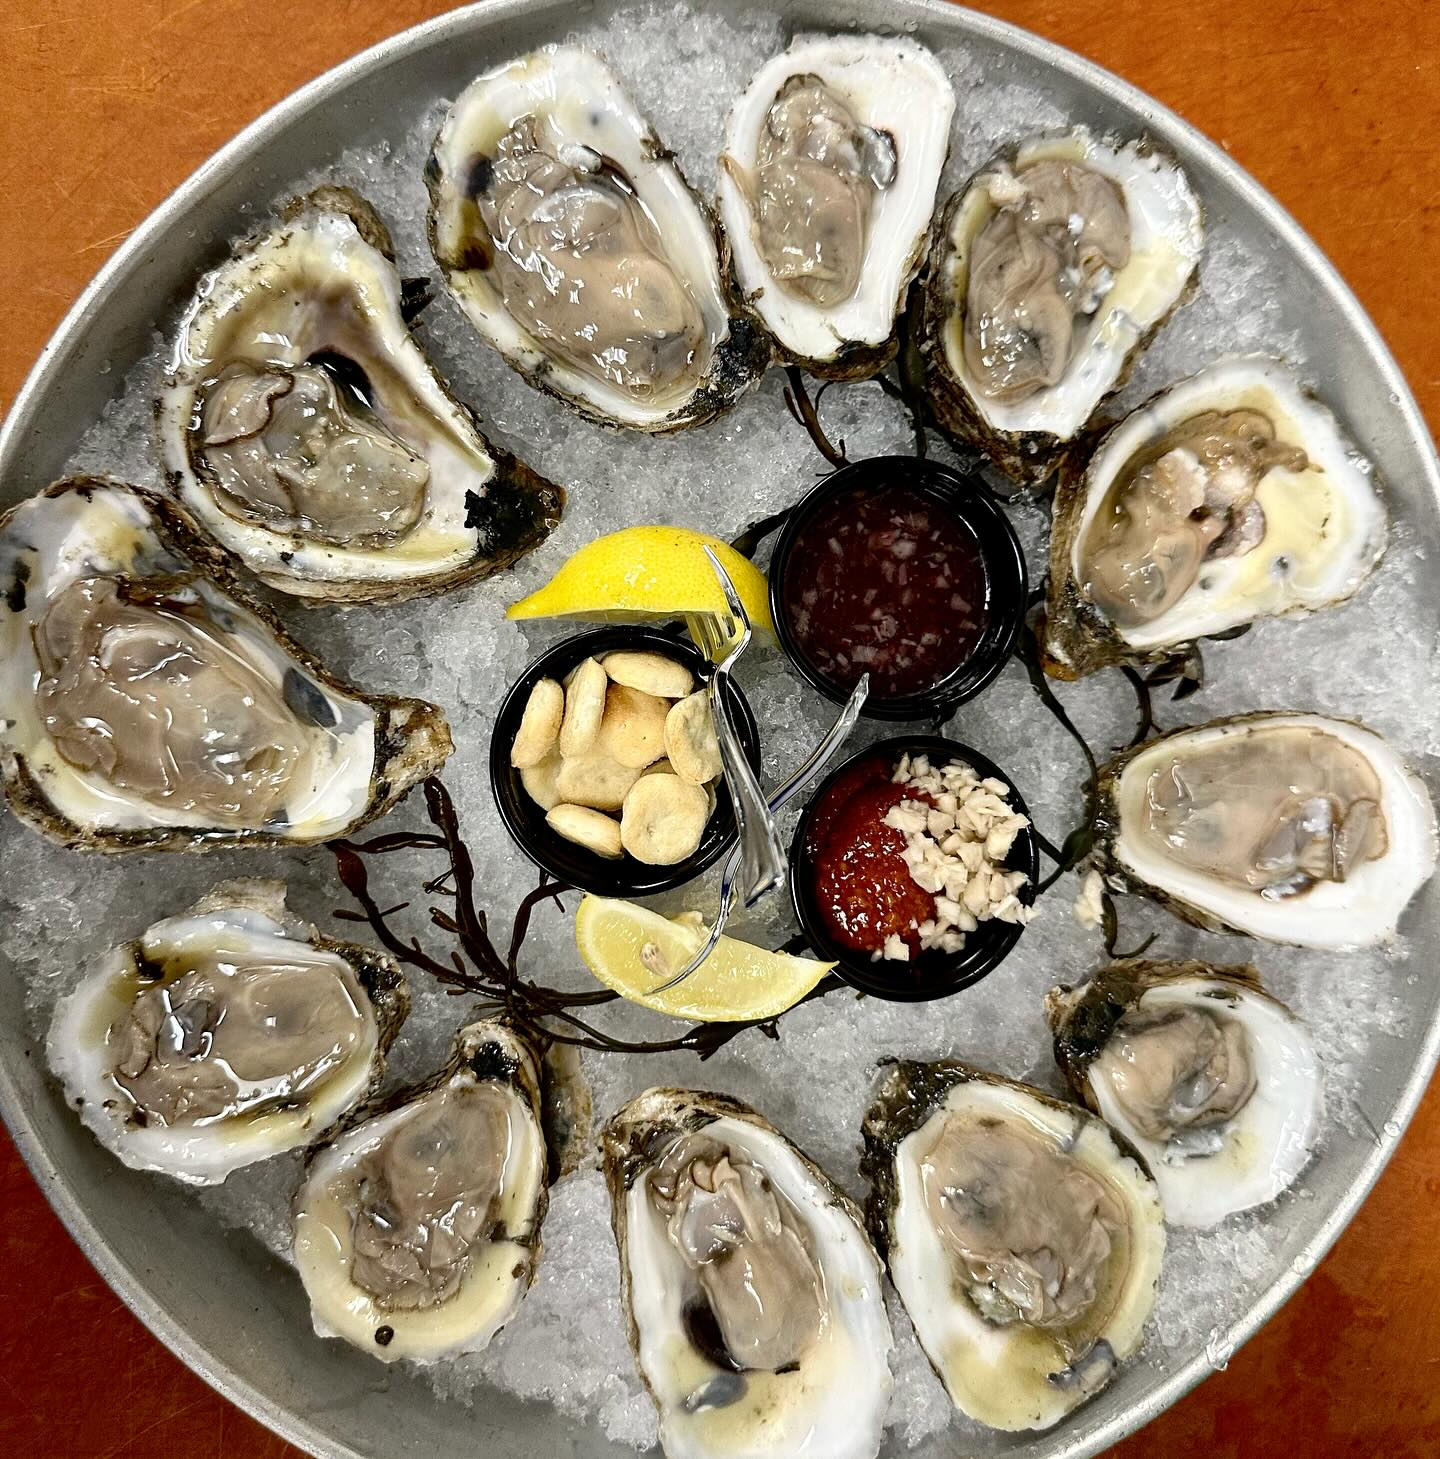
top-left (2, 2), bottom-right (1438, 1456)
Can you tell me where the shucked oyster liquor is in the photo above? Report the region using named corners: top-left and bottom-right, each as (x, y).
top-left (1047, 959), bottom-right (1323, 1228)
top-left (428, 46), bottom-right (769, 431)
top-left (0, 478), bottom-right (451, 850)
top-left (46, 879), bottom-right (407, 1185)
top-left (602, 1088), bottom-right (893, 1459)
top-left (920, 129), bottom-right (1203, 488)
top-left (292, 1020), bottom-right (550, 1363)
top-left (1095, 711), bottom-right (1438, 947)
top-left (862, 1059), bottom-right (1164, 1432)
top-left (1044, 356), bottom-right (1387, 677)
top-left (159, 187), bottom-right (563, 602)
top-left (718, 34), bottom-right (954, 377)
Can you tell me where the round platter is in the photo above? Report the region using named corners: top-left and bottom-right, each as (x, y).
top-left (2, 3), bottom-right (1438, 1458)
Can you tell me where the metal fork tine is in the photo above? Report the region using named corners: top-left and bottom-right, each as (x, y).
top-left (706, 546), bottom-right (747, 623)
top-left (708, 565), bottom-right (783, 906)
top-left (645, 673), bottom-right (871, 995)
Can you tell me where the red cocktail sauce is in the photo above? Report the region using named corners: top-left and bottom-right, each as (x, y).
top-left (779, 480), bottom-right (990, 700)
top-left (805, 753), bottom-right (933, 960)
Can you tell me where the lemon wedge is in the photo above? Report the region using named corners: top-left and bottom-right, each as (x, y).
top-left (574, 895), bottom-right (832, 1022)
top-left (507, 525), bottom-right (775, 638)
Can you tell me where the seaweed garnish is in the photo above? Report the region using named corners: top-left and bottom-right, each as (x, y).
top-left (782, 366), bottom-right (848, 469)
top-left (333, 777), bottom-right (839, 1060)
top-left (1014, 615), bottom-right (1101, 893)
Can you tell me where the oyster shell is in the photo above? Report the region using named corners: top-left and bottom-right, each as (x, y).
top-left (1095, 712), bottom-right (1437, 947)
top-left (292, 1020), bottom-right (549, 1363)
top-left (1047, 959), bottom-right (1323, 1227)
top-left (0, 477), bottom-right (451, 850)
top-left (427, 46), bottom-right (769, 431)
top-left (158, 186), bottom-right (563, 602)
top-left (862, 1059), bottom-right (1164, 1432)
top-left (46, 879), bottom-right (407, 1185)
top-left (920, 129), bottom-right (1203, 488)
top-left (602, 1087), bottom-right (893, 1459)
top-left (718, 34), bottom-right (954, 378)
top-left (1043, 356), bottom-right (1387, 677)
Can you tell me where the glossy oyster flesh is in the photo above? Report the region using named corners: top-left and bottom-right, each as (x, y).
top-left (602, 1087), bottom-right (892, 1459)
top-left (1044, 356), bottom-right (1386, 676)
top-left (862, 1060), bottom-right (1164, 1432)
top-left (920, 130), bottom-right (1203, 487)
top-left (718, 34), bottom-right (953, 377)
top-left (1047, 960), bottom-right (1323, 1227)
top-left (1097, 712), bottom-right (1437, 947)
top-left (427, 46), bottom-right (768, 431)
top-left (46, 879), bottom-right (407, 1185)
top-left (0, 478), bottom-right (451, 850)
top-left (158, 186), bottom-right (562, 602)
top-left (292, 1020), bottom-right (549, 1363)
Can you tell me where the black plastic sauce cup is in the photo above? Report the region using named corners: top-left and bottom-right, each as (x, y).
top-left (490, 625), bottom-right (761, 898)
top-left (769, 456), bottom-right (1027, 721)
top-left (790, 734), bottom-right (1039, 1002)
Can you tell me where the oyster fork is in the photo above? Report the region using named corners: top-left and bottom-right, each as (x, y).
top-left (646, 670), bottom-right (870, 995)
top-left (691, 547), bottom-right (786, 907)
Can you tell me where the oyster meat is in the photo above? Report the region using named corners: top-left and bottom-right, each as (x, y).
top-left (159, 186), bottom-right (563, 602)
top-left (602, 1088), bottom-right (892, 1459)
top-left (0, 478), bottom-right (451, 850)
top-left (428, 47), bottom-right (768, 431)
top-left (920, 129), bottom-right (1203, 487)
top-left (1097, 712), bottom-right (1438, 946)
top-left (1047, 960), bottom-right (1323, 1227)
top-left (862, 1060), bottom-right (1164, 1432)
top-left (718, 35), bottom-right (954, 377)
top-left (46, 879), bottom-right (407, 1185)
top-left (1044, 356), bottom-right (1387, 676)
top-left (292, 1020), bottom-right (550, 1363)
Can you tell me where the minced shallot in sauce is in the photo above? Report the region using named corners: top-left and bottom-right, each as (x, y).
top-left (779, 481), bottom-right (990, 699)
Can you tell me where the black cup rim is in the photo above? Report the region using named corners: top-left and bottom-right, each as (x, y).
top-left (767, 456), bottom-right (1028, 721)
top-left (790, 733), bottom-right (1039, 1002)
top-left (490, 625), bottom-right (761, 897)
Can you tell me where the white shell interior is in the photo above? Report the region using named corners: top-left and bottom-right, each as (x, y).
top-left (718, 35), bottom-right (954, 365)
top-left (1070, 356), bottom-right (1387, 649)
top-left (617, 1110), bottom-right (893, 1459)
top-left (429, 46), bottom-right (747, 429)
top-left (940, 130), bottom-right (1203, 441)
top-left (45, 902), bottom-right (384, 1185)
top-left (292, 1025), bottom-right (547, 1365)
top-left (159, 201), bottom-right (501, 597)
top-left (0, 484), bottom-right (378, 840)
top-left (885, 1078), bottom-right (1165, 1433)
top-left (1112, 714), bottom-right (1439, 948)
top-left (1086, 977), bottom-right (1324, 1228)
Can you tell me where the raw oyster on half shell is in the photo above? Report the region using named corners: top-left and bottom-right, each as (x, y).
top-left (1043, 356), bottom-right (1386, 677)
top-left (292, 1020), bottom-right (550, 1363)
top-left (1047, 959), bottom-right (1323, 1227)
top-left (602, 1087), bottom-right (893, 1459)
top-left (0, 477), bottom-right (451, 850)
top-left (46, 879), bottom-right (407, 1185)
top-left (1095, 712), bottom-right (1437, 947)
top-left (920, 129), bottom-right (1203, 487)
top-left (718, 34), bottom-right (954, 377)
top-left (159, 186), bottom-right (563, 602)
top-left (862, 1059), bottom-right (1164, 1432)
top-left (428, 47), bottom-right (768, 431)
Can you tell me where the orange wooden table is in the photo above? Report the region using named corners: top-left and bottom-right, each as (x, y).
top-left (2, 2), bottom-right (1438, 1456)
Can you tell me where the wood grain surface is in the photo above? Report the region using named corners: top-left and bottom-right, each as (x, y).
top-left (2, 2), bottom-right (1438, 1456)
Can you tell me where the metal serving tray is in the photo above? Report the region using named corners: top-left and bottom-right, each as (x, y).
top-left (2, 2), bottom-right (1437, 1456)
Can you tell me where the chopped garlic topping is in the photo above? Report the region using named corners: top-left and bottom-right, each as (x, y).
top-left (1073, 868), bottom-right (1107, 931)
top-left (877, 753), bottom-right (1034, 960)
